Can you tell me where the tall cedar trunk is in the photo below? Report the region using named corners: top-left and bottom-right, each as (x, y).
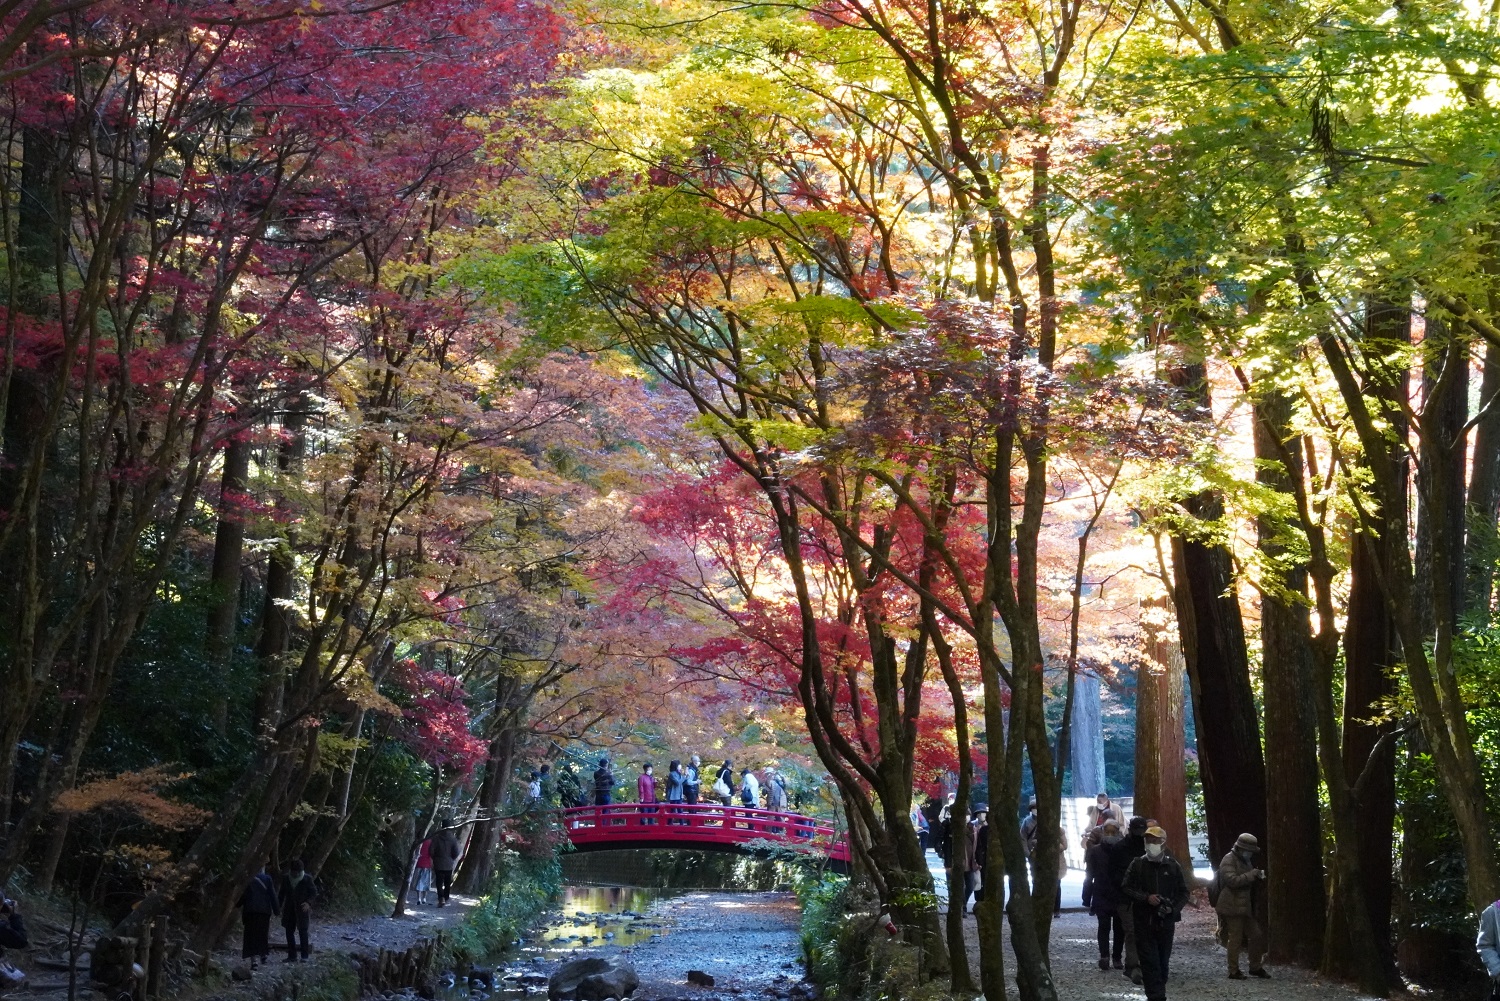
top-left (1253, 390), bottom-right (1326, 967)
top-left (1170, 512), bottom-right (1267, 862)
top-left (207, 433), bottom-right (251, 732)
top-left (1465, 336), bottom-right (1500, 620)
top-left (1413, 316), bottom-right (1468, 632)
top-left (1068, 674), bottom-right (1105, 798)
top-left (1167, 362), bottom-right (1267, 863)
top-left (1339, 298), bottom-right (1406, 971)
top-left (1135, 596), bottom-right (1189, 864)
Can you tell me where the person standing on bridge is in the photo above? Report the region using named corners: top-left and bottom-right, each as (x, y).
top-left (715, 760), bottom-right (734, 805)
top-left (594, 757), bottom-right (614, 807)
top-left (665, 760), bottom-right (686, 823)
top-left (740, 767), bottom-right (761, 808)
top-left (638, 763), bottom-right (657, 824)
top-left (685, 755), bottom-right (702, 805)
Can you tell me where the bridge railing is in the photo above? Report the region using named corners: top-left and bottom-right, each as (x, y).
top-left (558, 803), bottom-right (850, 862)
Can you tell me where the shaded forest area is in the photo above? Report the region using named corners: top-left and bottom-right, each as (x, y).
top-left (3, 1), bottom-right (1500, 1000)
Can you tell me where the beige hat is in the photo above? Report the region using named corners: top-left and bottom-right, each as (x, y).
top-left (1144, 826), bottom-right (1167, 839)
top-left (1234, 833), bottom-right (1260, 852)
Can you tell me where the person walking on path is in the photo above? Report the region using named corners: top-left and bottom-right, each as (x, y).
top-left (1215, 833), bottom-right (1270, 979)
top-left (413, 838), bottom-right (434, 906)
top-left (430, 825), bottom-right (462, 906)
top-left (279, 859), bottom-right (316, 963)
top-left (665, 760), bottom-right (686, 824)
top-left (1121, 826), bottom-right (1188, 1001)
top-left (593, 757), bottom-right (615, 807)
top-left (1109, 815), bottom-right (1148, 982)
top-left (684, 755), bottom-right (702, 805)
top-left (964, 807), bottom-right (988, 915)
top-left (1083, 821), bottom-right (1125, 970)
top-left (638, 763), bottom-right (657, 824)
top-left (739, 767), bottom-right (761, 808)
top-left (1476, 896), bottom-right (1500, 991)
top-left (237, 862), bottom-right (278, 969)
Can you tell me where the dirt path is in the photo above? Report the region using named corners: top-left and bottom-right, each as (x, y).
top-left (961, 902), bottom-right (1381, 1001)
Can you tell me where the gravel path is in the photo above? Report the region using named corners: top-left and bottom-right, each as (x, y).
top-left (962, 902), bottom-right (1381, 1001)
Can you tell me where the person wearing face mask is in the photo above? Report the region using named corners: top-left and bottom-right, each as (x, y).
top-left (1108, 816), bottom-right (1149, 983)
top-left (1121, 826), bottom-right (1188, 1001)
top-left (1083, 820), bottom-right (1125, 970)
top-left (1215, 833), bottom-right (1270, 979)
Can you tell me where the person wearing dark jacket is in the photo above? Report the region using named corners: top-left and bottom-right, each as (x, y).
top-left (1108, 815), bottom-right (1148, 982)
top-left (964, 807), bottom-right (988, 915)
top-left (1121, 826), bottom-right (1189, 1001)
top-left (238, 862), bottom-right (279, 968)
top-left (593, 758), bottom-right (615, 807)
top-left (1083, 821), bottom-right (1124, 970)
top-left (279, 860), bottom-right (316, 962)
top-left (429, 826), bottom-right (462, 906)
top-left (0, 896), bottom-right (29, 957)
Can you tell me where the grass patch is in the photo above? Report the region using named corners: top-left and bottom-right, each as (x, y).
top-left (446, 852), bottom-right (564, 967)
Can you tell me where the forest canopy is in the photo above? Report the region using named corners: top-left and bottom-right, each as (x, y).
top-left (1, 0), bottom-right (1498, 997)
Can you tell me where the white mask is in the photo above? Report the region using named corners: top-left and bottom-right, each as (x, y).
top-left (1144, 843), bottom-right (1164, 859)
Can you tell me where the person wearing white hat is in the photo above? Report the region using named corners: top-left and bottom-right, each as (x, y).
top-left (1121, 825), bottom-right (1188, 1001)
top-left (1215, 833), bottom-right (1269, 979)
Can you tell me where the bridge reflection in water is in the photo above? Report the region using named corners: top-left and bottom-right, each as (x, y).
top-left (559, 803), bottom-right (850, 870)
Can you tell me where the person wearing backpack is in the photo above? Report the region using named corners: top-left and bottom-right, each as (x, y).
top-left (740, 768), bottom-right (761, 808)
top-left (1108, 817), bottom-right (1149, 983)
top-left (237, 861), bottom-right (278, 968)
top-left (1214, 833), bottom-right (1269, 979)
top-left (1121, 826), bottom-right (1188, 1001)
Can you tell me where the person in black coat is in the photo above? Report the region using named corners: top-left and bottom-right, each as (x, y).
top-left (0, 896), bottom-right (29, 959)
top-left (1107, 815), bottom-right (1148, 982)
top-left (279, 859), bottom-right (317, 962)
top-left (238, 862), bottom-right (279, 968)
top-left (1121, 827), bottom-right (1189, 1001)
top-left (1083, 821), bottom-right (1125, 970)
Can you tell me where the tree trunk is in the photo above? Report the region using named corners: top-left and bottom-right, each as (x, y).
top-left (1339, 298), bottom-right (1407, 971)
top-left (1254, 390), bottom-right (1326, 967)
top-left (1170, 512), bottom-right (1267, 863)
top-left (1135, 596), bottom-right (1189, 866)
top-left (1068, 673), bottom-right (1105, 798)
top-left (207, 433), bottom-right (251, 733)
top-left (456, 723), bottom-right (517, 894)
top-left (1465, 336), bottom-right (1500, 620)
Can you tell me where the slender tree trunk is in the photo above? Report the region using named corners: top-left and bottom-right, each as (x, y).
top-left (1254, 390), bottom-right (1326, 967)
top-left (1135, 596), bottom-right (1189, 865)
top-left (207, 433), bottom-right (251, 733)
top-left (1465, 336), bottom-right (1500, 621)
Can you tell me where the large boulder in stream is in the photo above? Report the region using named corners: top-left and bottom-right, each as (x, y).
top-left (548, 957), bottom-right (639, 1001)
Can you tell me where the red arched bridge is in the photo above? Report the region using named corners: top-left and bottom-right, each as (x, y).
top-left (561, 804), bottom-right (850, 870)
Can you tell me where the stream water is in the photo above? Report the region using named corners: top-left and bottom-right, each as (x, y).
top-left (440, 851), bottom-right (810, 1001)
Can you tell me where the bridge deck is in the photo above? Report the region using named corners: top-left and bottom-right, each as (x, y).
top-left (560, 803), bottom-right (850, 865)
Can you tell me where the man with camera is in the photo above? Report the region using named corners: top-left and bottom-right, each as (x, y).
top-left (1121, 826), bottom-right (1188, 1001)
top-left (1215, 833), bottom-right (1270, 980)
